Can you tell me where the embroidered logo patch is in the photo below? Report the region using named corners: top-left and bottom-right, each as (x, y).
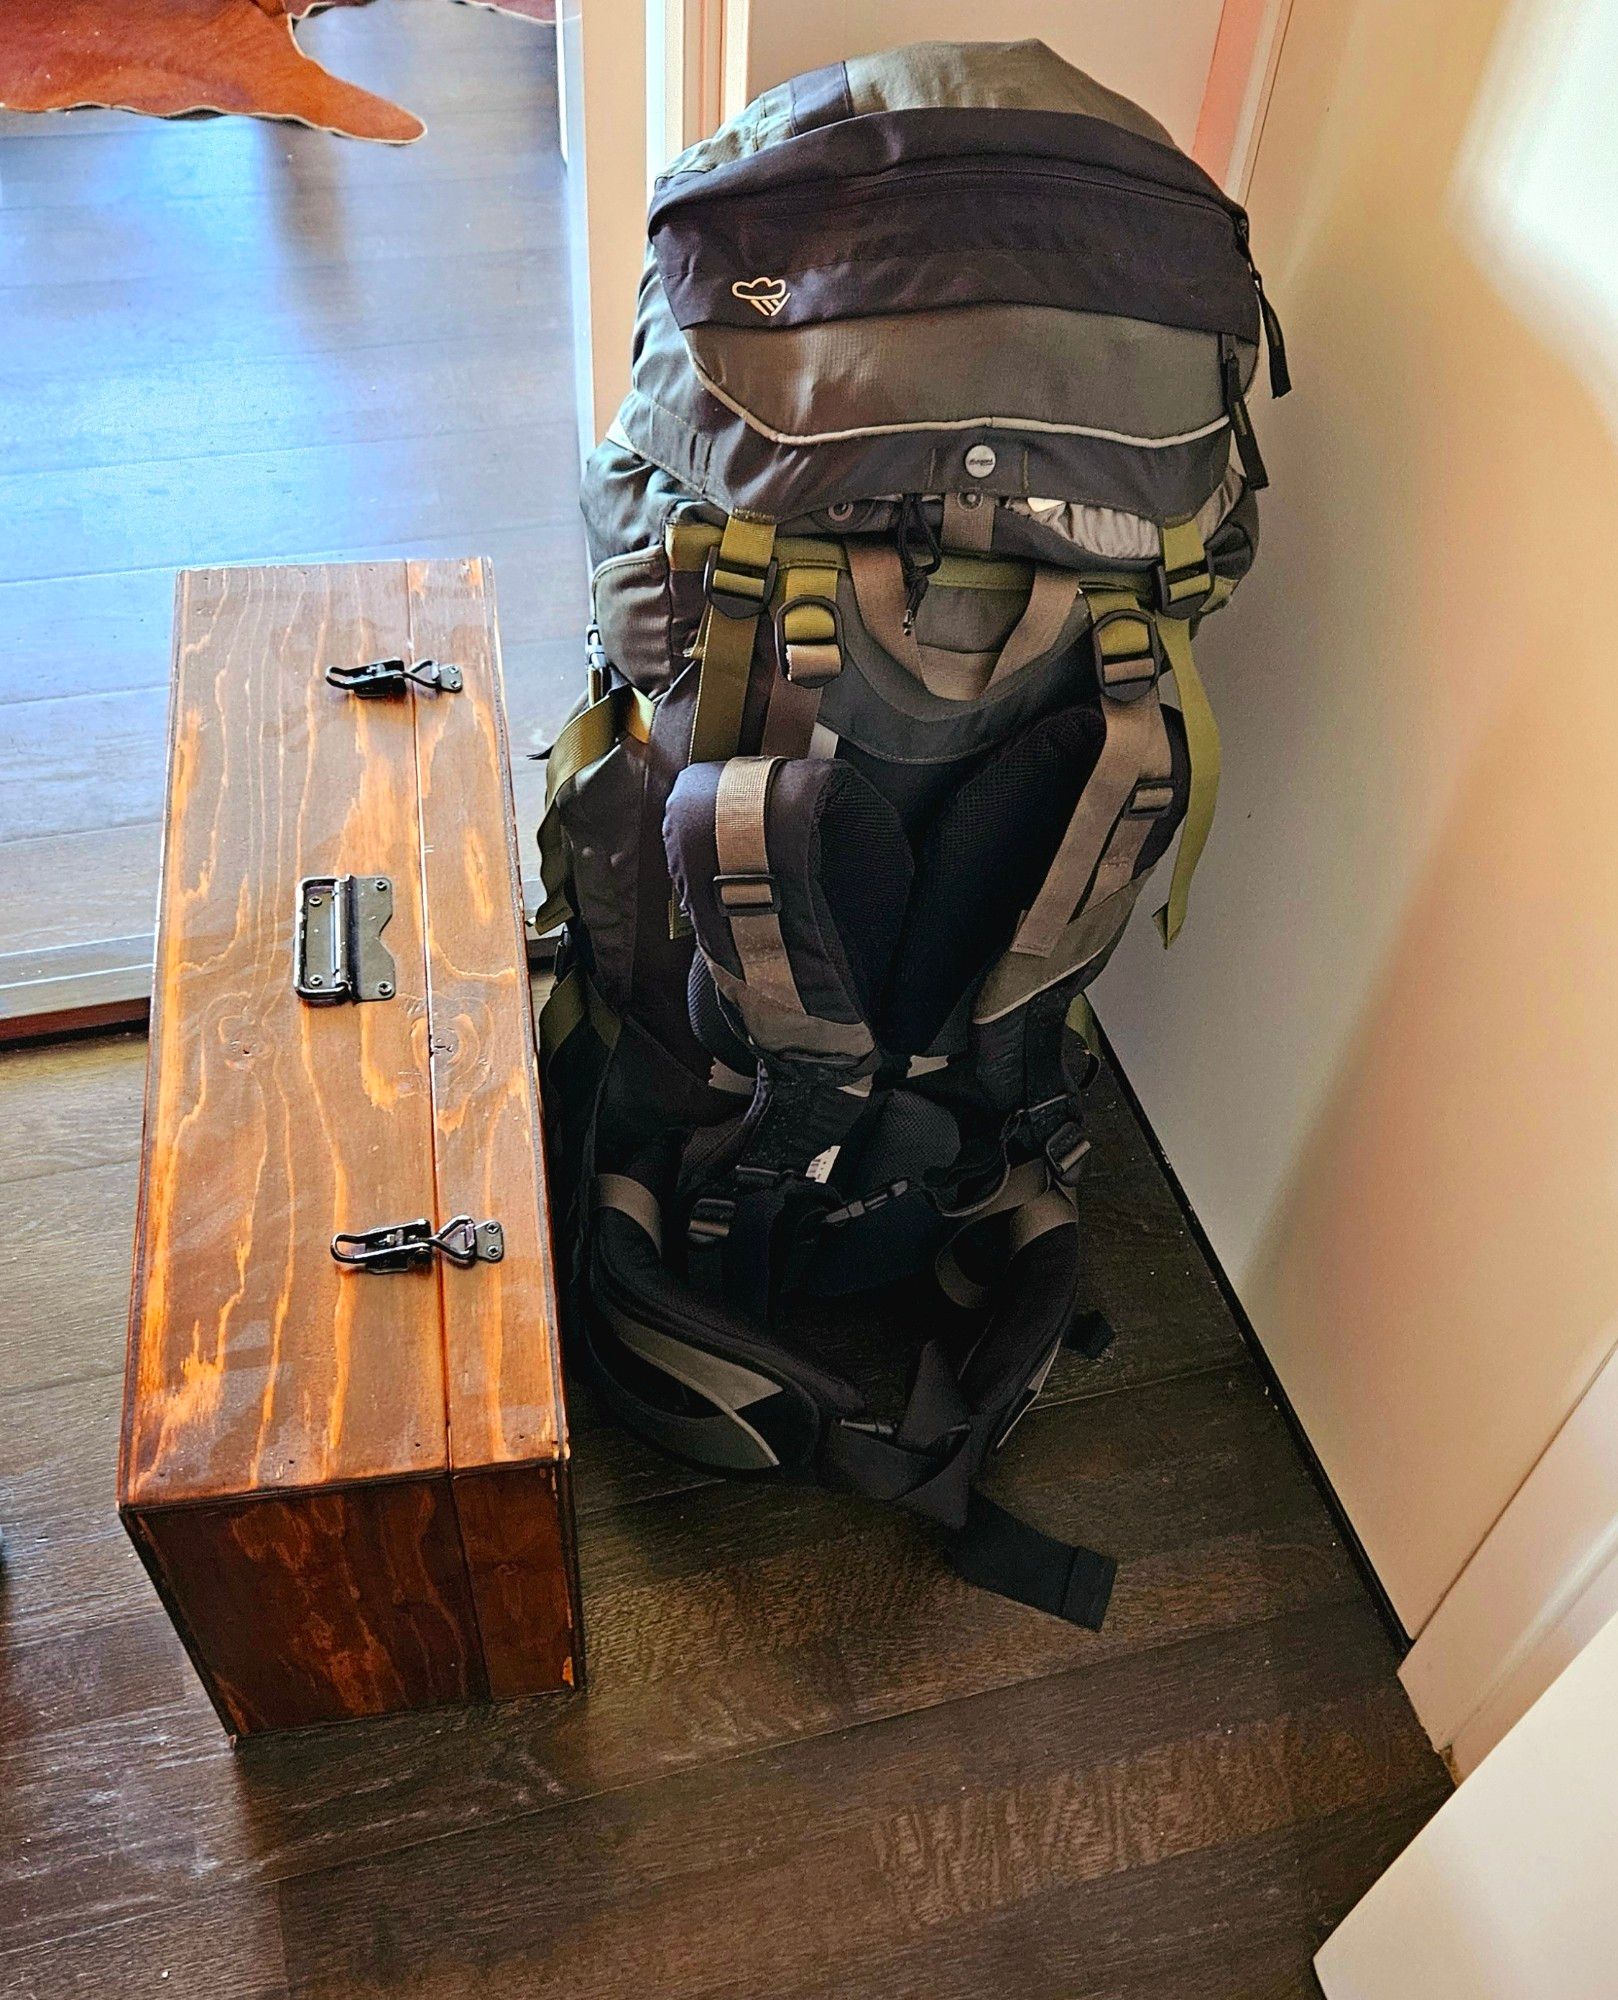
top-left (731, 276), bottom-right (789, 319)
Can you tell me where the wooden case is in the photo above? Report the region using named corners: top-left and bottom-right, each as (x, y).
top-left (118, 558), bottom-right (582, 1737)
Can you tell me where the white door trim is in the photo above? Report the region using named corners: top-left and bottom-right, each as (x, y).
top-left (1400, 1334), bottom-right (1618, 1774)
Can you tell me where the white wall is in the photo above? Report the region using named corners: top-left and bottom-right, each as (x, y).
top-left (1096, 0), bottom-right (1618, 1641)
top-left (1316, 1605), bottom-right (1618, 1998)
top-left (737, 0), bottom-right (1225, 151)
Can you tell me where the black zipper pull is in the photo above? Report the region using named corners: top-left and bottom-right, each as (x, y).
top-left (896, 495), bottom-right (943, 634)
top-left (1233, 210), bottom-right (1291, 399)
top-left (1220, 336), bottom-right (1269, 492)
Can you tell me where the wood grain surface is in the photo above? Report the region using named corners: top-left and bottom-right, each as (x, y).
top-left (117, 558), bottom-right (578, 1732)
top-left (407, 555), bottom-right (580, 1694)
top-left (122, 563), bottom-right (445, 1510)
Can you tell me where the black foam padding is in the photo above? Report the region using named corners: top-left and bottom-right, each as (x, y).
top-left (879, 700), bottom-right (1107, 1051)
top-left (687, 952), bottom-right (757, 1073)
top-left (665, 757), bottom-right (913, 1033)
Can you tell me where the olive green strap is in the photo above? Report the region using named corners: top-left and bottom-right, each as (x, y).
top-left (544, 682), bottom-right (652, 805)
top-left (1012, 591), bottom-right (1172, 958)
top-left (761, 563), bottom-right (841, 757)
top-left (538, 966), bottom-right (620, 1063)
top-left (533, 682), bottom-right (654, 936)
top-left (1153, 613), bottom-right (1220, 946)
top-left (687, 512), bottom-right (777, 765)
top-left (1065, 989), bottom-right (1101, 1058)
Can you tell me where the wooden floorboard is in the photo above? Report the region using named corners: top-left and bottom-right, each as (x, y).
top-left (0, 997), bottom-right (1448, 1994)
top-left (0, 0), bottom-right (588, 999)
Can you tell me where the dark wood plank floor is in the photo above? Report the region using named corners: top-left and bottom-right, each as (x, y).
top-left (0, 1015), bottom-right (1449, 1999)
top-left (0, 1), bottom-right (588, 979)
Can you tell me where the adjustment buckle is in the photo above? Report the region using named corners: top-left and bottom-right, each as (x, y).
top-left (687, 1195), bottom-right (735, 1248)
top-left (331, 1215), bottom-right (504, 1273)
top-left (1089, 608), bottom-right (1162, 703)
top-left (824, 1177), bottom-right (913, 1228)
top-left (1043, 1124), bottom-right (1093, 1187)
top-left (772, 595), bottom-right (843, 688)
top-left (1151, 556), bottom-right (1216, 619)
top-left (716, 872), bottom-right (780, 915)
top-left (325, 657), bottom-right (463, 698)
top-left (703, 546), bottom-right (778, 622)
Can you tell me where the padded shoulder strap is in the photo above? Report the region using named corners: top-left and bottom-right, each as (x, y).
top-left (688, 511), bottom-right (777, 765)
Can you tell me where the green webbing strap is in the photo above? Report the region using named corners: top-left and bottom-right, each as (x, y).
top-left (1065, 990), bottom-right (1101, 1058)
top-left (777, 564), bottom-right (842, 685)
top-left (687, 512), bottom-right (777, 766)
top-left (1156, 515), bottom-right (1216, 616)
top-left (532, 806), bottom-right (571, 936)
top-left (760, 563), bottom-right (843, 758)
top-left (544, 683), bottom-right (653, 807)
top-left (538, 967), bottom-right (620, 1063)
top-left (666, 519), bottom-right (1041, 597)
top-left (1153, 612), bottom-right (1220, 946)
top-left (532, 682), bottom-right (655, 936)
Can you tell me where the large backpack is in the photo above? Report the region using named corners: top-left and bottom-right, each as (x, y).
top-left (536, 40), bottom-right (1288, 1631)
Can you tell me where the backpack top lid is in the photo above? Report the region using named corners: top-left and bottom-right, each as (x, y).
top-left (622, 41), bottom-right (1278, 528)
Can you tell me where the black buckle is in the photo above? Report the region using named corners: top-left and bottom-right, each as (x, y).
top-left (703, 547), bottom-right (778, 622)
top-left (325, 658), bottom-right (463, 698)
top-left (331, 1215), bottom-right (504, 1272)
top-left (687, 1195), bottom-right (735, 1248)
top-left (1089, 608), bottom-right (1162, 703)
top-left (771, 595), bottom-right (843, 687)
top-left (1044, 1124), bottom-right (1092, 1187)
top-left (715, 872), bottom-right (780, 915)
top-left (1151, 556), bottom-right (1216, 619)
top-left (824, 1178), bottom-right (912, 1227)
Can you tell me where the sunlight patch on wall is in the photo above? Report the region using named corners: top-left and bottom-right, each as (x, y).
top-left (1455, 0), bottom-right (1618, 439)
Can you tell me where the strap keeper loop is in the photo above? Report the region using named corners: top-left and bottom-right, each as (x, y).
top-left (715, 871), bottom-right (780, 915)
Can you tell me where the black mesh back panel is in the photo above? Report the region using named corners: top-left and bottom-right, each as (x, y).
top-left (811, 762), bottom-right (914, 1018)
top-left (879, 700), bottom-right (1107, 1052)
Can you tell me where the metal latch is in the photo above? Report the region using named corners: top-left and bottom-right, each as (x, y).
top-left (325, 658), bottom-right (464, 699)
top-left (330, 1215), bottom-right (505, 1273)
top-left (294, 874), bottom-right (396, 1004)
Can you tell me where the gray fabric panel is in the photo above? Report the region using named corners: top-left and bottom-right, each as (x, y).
top-left (842, 40), bottom-right (1175, 145)
top-left (816, 574), bottom-right (1095, 766)
top-left (686, 306), bottom-right (1239, 449)
top-left (590, 546), bottom-right (685, 695)
top-left (620, 373), bottom-right (1238, 525)
top-left (656, 83), bottom-right (798, 181)
top-left (558, 739), bottom-right (646, 1014)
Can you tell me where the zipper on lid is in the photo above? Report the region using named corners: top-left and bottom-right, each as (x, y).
top-left (1219, 335), bottom-right (1269, 492)
top-left (683, 152), bottom-right (1292, 406)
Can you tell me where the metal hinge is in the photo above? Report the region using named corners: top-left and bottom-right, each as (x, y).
top-left (330, 1215), bottom-right (505, 1273)
top-left (325, 657), bottom-right (464, 699)
top-left (294, 874), bottom-right (396, 1005)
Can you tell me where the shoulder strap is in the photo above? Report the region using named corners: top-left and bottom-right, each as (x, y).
top-left (688, 511), bottom-right (778, 764)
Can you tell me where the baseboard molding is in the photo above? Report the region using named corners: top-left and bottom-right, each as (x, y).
top-left (0, 934), bottom-right (153, 1047)
top-left (1097, 1022), bottom-right (1411, 1657)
